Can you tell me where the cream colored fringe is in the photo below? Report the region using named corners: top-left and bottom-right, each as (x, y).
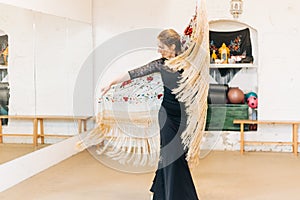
top-left (77, 111), bottom-right (160, 166)
top-left (165, 0), bottom-right (209, 166)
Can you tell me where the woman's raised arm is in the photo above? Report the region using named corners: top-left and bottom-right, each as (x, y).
top-left (101, 72), bottom-right (130, 96)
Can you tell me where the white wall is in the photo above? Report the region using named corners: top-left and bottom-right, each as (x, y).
top-left (92, 0), bottom-right (195, 46)
top-left (0, 0), bottom-right (92, 23)
top-left (92, 0), bottom-right (300, 152)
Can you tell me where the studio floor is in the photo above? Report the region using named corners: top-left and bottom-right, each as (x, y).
top-left (1, 149), bottom-right (300, 200)
top-left (0, 143), bottom-right (49, 164)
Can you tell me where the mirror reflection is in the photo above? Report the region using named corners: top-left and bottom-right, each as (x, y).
top-left (0, 3), bottom-right (93, 164)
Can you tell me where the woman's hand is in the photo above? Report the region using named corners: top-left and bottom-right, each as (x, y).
top-left (100, 84), bottom-right (112, 96)
top-left (99, 72), bottom-right (131, 96)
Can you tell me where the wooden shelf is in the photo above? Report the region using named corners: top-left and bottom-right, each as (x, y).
top-left (210, 63), bottom-right (256, 68)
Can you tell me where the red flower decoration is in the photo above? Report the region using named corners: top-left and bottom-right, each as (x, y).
top-left (147, 76), bottom-right (153, 82)
top-left (123, 97), bottom-right (129, 102)
top-left (121, 80), bottom-right (132, 87)
top-left (157, 94), bottom-right (163, 99)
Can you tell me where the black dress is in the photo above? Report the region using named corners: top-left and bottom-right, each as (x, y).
top-left (128, 58), bottom-right (199, 200)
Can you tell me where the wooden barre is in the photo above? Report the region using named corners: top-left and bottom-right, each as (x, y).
top-left (0, 115), bottom-right (92, 120)
top-left (0, 115), bottom-right (93, 146)
top-left (234, 119), bottom-right (300, 125)
top-left (244, 141), bottom-right (292, 145)
top-left (0, 134), bottom-right (72, 138)
top-left (0, 134), bottom-right (33, 137)
top-left (233, 120), bottom-right (299, 156)
top-left (41, 134), bottom-right (73, 138)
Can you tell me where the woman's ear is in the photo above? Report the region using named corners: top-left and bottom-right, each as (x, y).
top-left (171, 44), bottom-right (176, 50)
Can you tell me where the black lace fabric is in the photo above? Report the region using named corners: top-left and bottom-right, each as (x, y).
top-left (128, 58), bottom-right (166, 79)
top-left (128, 57), bottom-right (181, 91)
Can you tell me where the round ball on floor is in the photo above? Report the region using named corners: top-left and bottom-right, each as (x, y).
top-left (227, 87), bottom-right (244, 104)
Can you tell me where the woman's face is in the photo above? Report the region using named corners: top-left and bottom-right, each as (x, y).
top-left (157, 40), bottom-right (176, 59)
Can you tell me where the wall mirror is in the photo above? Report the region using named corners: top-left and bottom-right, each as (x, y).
top-left (0, 3), bottom-right (93, 164)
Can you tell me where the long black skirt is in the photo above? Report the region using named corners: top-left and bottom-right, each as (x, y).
top-left (150, 106), bottom-right (199, 200)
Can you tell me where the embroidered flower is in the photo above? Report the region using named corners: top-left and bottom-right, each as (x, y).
top-left (147, 76), bottom-right (153, 82)
top-left (121, 80), bottom-right (132, 87)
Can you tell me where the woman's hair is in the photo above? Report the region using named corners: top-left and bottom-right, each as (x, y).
top-left (157, 29), bottom-right (182, 55)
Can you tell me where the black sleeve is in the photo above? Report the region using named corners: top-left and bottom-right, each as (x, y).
top-left (128, 59), bottom-right (164, 79)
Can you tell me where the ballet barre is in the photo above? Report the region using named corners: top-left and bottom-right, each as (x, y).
top-left (0, 115), bottom-right (92, 146)
top-left (233, 120), bottom-right (300, 156)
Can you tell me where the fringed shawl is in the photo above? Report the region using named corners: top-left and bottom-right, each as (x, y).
top-left (77, 73), bottom-right (163, 166)
top-left (77, 0), bottom-right (209, 167)
top-left (166, 0), bottom-right (210, 165)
